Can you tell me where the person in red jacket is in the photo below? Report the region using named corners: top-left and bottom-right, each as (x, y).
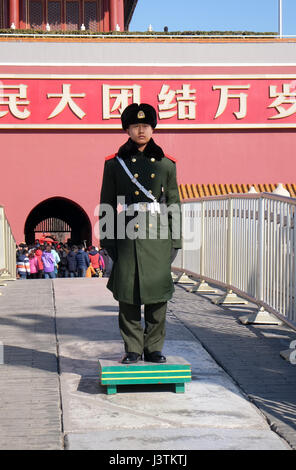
top-left (35, 247), bottom-right (44, 278)
top-left (88, 246), bottom-right (105, 276)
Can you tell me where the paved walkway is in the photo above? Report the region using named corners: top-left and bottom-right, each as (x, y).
top-left (0, 277), bottom-right (295, 450)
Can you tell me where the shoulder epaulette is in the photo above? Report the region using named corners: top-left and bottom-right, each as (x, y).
top-left (165, 154), bottom-right (177, 163)
top-left (105, 153), bottom-right (116, 161)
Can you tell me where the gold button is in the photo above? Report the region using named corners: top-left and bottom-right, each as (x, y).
top-left (151, 157), bottom-right (155, 162)
top-left (135, 190), bottom-right (139, 196)
top-left (149, 223), bottom-right (153, 228)
top-left (134, 173), bottom-right (139, 178)
top-left (149, 190), bottom-right (152, 193)
top-left (132, 158), bottom-right (136, 162)
top-left (151, 173), bottom-right (155, 178)
top-left (134, 223), bottom-right (139, 229)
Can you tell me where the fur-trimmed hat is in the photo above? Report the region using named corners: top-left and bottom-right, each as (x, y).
top-left (121, 103), bottom-right (157, 130)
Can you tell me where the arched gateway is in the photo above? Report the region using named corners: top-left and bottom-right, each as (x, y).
top-left (24, 197), bottom-right (92, 246)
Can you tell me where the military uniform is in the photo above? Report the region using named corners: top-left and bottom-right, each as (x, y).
top-left (99, 104), bottom-right (182, 362)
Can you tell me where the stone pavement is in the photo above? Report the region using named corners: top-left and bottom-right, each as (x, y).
top-left (170, 283), bottom-right (296, 450)
top-left (0, 280), bottom-right (62, 450)
top-left (0, 277), bottom-right (295, 451)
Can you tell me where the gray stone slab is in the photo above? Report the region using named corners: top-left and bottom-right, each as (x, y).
top-left (170, 284), bottom-right (296, 450)
top-left (52, 279), bottom-right (289, 450)
top-left (0, 280), bottom-right (63, 450)
top-left (0, 278), bottom-right (293, 450)
top-left (65, 427), bottom-right (290, 451)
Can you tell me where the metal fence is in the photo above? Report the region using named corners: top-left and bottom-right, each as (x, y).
top-left (173, 193), bottom-right (296, 330)
top-left (0, 205), bottom-right (16, 282)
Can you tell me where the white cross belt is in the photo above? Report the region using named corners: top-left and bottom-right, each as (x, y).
top-left (122, 202), bottom-right (161, 214)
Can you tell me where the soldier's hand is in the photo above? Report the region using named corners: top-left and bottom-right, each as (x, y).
top-left (171, 248), bottom-right (179, 263)
top-left (107, 248), bottom-right (118, 262)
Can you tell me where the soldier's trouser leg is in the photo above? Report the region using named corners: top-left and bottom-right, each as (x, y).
top-left (118, 301), bottom-right (168, 354)
top-left (144, 302), bottom-right (167, 354)
top-left (118, 302), bottom-right (143, 354)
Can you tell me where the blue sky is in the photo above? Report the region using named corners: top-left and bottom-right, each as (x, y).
top-left (129, 0), bottom-right (296, 35)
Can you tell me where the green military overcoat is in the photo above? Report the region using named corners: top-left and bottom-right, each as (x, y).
top-left (99, 137), bottom-right (182, 305)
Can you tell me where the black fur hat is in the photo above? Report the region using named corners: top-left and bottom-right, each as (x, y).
top-left (121, 103), bottom-right (157, 130)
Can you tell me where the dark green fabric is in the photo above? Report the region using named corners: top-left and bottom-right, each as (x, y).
top-left (99, 139), bottom-right (182, 305)
top-left (119, 301), bottom-right (167, 354)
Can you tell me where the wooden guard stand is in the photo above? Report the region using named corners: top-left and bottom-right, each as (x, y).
top-left (98, 356), bottom-right (191, 395)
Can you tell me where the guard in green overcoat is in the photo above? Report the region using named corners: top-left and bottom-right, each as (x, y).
top-left (99, 103), bottom-right (182, 364)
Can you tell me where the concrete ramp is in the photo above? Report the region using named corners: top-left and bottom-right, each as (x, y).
top-left (52, 278), bottom-right (290, 450)
top-left (0, 278), bottom-right (291, 450)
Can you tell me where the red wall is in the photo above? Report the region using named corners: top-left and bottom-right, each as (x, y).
top-left (0, 128), bottom-right (294, 244)
top-left (1, 63), bottom-right (296, 244)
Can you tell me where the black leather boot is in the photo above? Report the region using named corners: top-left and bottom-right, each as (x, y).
top-left (121, 352), bottom-right (142, 364)
top-left (144, 351), bottom-right (166, 363)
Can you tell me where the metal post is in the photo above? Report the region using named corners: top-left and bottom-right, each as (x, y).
top-left (227, 197), bottom-right (233, 286)
top-left (239, 197), bottom-right (282, 325)
top-left (188, 200), bottom-right (217, 293)
top-left (0, 342), bottom-right (3, 365)
top-left (213, 197), bottom-right (247, 305)
top-left (175, 203), bottom-right (195, 285)
top-left (278, 0), bottom-right (283, 38)
top-left (257, 197), bottom-right (264, 300)
top-left (0, 206), bottom-right (16, 282)
top-left (293, 207), bottom-right (296, 323)
top-left (181, 203), bottom-right (185, 270)
top-left (0, 207), bottom-right (5, 289)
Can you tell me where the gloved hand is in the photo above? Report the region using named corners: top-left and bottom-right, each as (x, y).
top-left (106, 247), bottom-right (118, 262)
top-left (171, 248), bottom-right (179, 263)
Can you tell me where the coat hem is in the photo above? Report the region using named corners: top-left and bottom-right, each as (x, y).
top-left (107, 285), bottom-right (174, 306)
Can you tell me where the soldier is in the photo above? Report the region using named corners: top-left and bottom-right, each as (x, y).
top-left (99, 103), bottom-right (182, 364)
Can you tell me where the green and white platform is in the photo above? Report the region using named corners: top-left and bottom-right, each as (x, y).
top-left (98, 356), bottom-right (192, 395)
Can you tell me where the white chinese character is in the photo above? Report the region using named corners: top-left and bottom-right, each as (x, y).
top-left (175, 84), bottom-right (196, 119)
top-left (102, 85), bottom-right (141, 119)
top-left (158, 84), bottom-right (177, 119)
top-left (268, 83), bottom-right (296, 119)
top-left (0, 84), bottom-right (30, 119)
top-left (47, 84), bottom-right (86, 119)
top-left (213, 85), bottom-right (250, 120)
top-left (158, 84), bottom-right (196, 120)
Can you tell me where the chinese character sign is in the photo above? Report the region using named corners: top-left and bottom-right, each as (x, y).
top-left (158, 84), bottom-right (196, 120)
top-left (0, 75), bottom-right (296, 128)
top-left (47, 84), bottom-right (86, 120)
top-left (102, 84), bottom-right (141, 119)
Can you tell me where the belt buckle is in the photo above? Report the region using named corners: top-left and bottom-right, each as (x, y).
top-left (139, 202), bottom-right (147, 211)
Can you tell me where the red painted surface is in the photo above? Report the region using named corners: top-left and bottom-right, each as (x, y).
top-left (109, 0), bottom-right (117, 31)
top-left (109, 0), bottom-right (124, 31)
top-left (1, 76), bottom-right (295, 127)
top-left (1, 64), bottom-right (296, 243)
top-left (1, 128), bottom-right (295, 244)
top-left (9, 0), bottom-right (19, 28)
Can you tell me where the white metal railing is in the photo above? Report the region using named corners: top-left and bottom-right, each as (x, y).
top-left (0, 205), bottom-right (16, 281)
top-left (173, 193), bottom-right (296, 330)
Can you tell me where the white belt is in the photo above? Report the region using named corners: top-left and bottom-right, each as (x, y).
top-left (116, 156), bottom-right (157, 203)
top-left (122, 202), bottom-right (161, 214)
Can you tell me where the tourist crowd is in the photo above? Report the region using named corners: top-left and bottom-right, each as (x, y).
top-left (16, 242), bottom-right (113, 279)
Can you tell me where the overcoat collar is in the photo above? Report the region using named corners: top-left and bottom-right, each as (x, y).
top-left (117, 138), bottom-right (165, 161)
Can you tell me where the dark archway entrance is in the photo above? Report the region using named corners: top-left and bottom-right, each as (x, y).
top-left (24, 197), bottom-right (92, 246)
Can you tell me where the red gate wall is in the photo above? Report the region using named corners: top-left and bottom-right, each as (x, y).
top-left (1, 64), bottom-right (296, 243)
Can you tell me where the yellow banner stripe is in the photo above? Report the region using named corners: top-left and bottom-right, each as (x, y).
top-left (102, 376), bottom-right (190, 381)
top-left (102, 369), bottom-right (190, 375)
